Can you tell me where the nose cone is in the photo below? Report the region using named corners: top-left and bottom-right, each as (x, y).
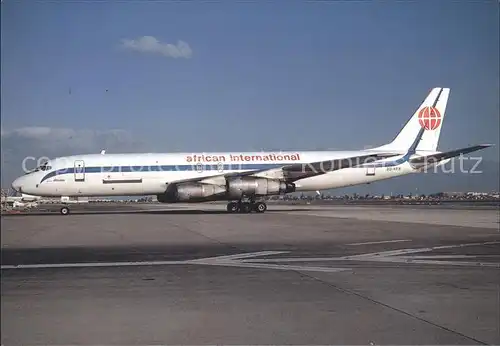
top-left (12, 177), bottom-right (24, 193)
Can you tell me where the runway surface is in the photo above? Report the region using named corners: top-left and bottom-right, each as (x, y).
top-left (1, 204), bottom-right (499, 345)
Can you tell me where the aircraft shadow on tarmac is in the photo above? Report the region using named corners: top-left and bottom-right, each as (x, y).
top-left (1, 208), bottom-right (312, 216)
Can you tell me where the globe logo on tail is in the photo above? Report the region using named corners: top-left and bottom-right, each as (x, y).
top-left (418, 106), bottom-right (441, 130)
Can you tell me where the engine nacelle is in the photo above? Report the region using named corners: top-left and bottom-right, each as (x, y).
top-left (226, 177), bottom-right (295, 199)
top-left (157, 183), bottom-right (226, 203)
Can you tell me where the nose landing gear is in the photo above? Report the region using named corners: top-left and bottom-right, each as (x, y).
top-left (60, 206), bottom-right (70, 215)
top-left (226, 200), bottom-right (267, 213)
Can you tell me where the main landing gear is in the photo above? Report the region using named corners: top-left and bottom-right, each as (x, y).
top-left (226, 200), bottom-right (267, 213)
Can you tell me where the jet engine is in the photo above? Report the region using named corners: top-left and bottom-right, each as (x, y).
top-left (226, 177), bottom-right (295, 199)
top-left (157, 183), bottom-right (226, 203)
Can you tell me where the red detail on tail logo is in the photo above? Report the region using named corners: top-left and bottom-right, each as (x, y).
top-left (418, 106), bottom-right (441, 130)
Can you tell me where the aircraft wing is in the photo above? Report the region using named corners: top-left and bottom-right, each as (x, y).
top-left (168, 152), bottom-right (399, 186)
top-left (409, 144), bottom-right (493, 167)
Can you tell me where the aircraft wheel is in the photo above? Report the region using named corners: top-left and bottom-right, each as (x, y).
top-left (254, 202), bottom-right (267, 213)
top-left (60, 206), bottom-right (70, 215)
top-left (226, 202), bottom-right (239, 213)
top-left (239, 202), bottom-right (252, 213)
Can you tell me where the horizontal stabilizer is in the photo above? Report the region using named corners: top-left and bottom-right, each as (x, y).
top-left (409, 144), bottom-right (493, 166)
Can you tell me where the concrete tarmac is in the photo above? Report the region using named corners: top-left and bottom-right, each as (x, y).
top-left (1, 204), bottom-right (499, 345)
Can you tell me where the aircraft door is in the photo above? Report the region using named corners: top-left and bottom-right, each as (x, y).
top-left (196, 163), bottom-right (203, 173)
top-left (366, 166), bottom-right (376, 176)
top-left (74, 160), bottom-right (85, 182)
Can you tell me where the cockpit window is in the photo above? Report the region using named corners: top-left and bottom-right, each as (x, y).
top-left (25, 163), bottom-right (52, 174)
top-left (38, 162), bottom-right (51, 171)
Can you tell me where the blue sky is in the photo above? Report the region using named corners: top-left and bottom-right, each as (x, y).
top-left (1, 1), bottom-right (498, 188)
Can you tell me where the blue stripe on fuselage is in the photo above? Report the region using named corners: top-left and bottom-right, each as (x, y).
top-left (40, 163), bottom-right (285, 183)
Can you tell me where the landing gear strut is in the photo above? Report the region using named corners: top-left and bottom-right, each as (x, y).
top-left (226, 200), bottom-right (267, 213)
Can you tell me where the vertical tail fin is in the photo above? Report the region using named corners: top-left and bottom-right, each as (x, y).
top-left (376, 87), bottom-right (450, 152)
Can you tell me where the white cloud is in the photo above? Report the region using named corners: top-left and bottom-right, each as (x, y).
top-left (121, 36), bottom-right (192, 59)
top-left (3, 126), bottom-right (74, 139)
top-left (1, 127), bottom-right (133, 143)
top-left (1, 126), bottom-right (142, 155)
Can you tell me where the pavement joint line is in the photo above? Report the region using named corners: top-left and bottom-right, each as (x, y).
top-left (296, 271), bottom-right (490, 346)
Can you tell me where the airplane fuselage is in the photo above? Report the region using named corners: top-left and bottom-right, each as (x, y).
top-left (13, 150), bottom-right (427, 198)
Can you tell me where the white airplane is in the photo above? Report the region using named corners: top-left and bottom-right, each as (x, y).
top-left (11, 87), bottom-right (492, 215)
